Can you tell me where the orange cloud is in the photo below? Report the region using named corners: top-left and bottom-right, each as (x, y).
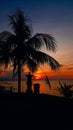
top-left (0, 72), bottom-right (6, 77)
top-left (33, 64), bottom-right (73, 79)
top-left (0, 63), bottom-right (73, 80)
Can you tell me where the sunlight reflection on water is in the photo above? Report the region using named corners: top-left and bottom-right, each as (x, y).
top-left (0, 79), bottom-right (73, 97)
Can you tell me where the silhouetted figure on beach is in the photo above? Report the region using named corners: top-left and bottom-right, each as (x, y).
top-left (26, 72), bottom-right (33, 94)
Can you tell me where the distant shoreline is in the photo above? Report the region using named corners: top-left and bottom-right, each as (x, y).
top-left (0, 78), bottom-right (73, 81)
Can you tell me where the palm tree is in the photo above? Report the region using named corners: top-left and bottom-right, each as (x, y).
top-left (0, 9), bottom-right (61, 93)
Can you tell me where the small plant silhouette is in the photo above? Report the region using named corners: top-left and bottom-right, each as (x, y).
top-left (58, 81), bottom-right (73, 98)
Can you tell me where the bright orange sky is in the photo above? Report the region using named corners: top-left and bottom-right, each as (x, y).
top-left (34, 64), bottom-right (73, 80)
top-left (0, 62), bottom-right (73, 80)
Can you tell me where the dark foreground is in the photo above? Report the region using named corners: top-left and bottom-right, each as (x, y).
top-left (0, 93), bottom-right (73, 129)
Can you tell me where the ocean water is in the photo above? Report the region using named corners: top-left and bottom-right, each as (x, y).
top-left (0, 79), bottom-right (73, 97)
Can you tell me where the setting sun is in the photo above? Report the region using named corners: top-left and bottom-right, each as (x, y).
top-left (34, 74), bottom-right (42, 80)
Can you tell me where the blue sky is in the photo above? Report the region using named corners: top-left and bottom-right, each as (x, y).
top-left (0, 0), bottom-right (73, 79)
top-left (0, 0), bottom-right (73, 33)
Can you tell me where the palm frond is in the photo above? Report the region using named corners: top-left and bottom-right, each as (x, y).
top-left (26, 33), bottom-right (57, 51)
top-left (36, 33), bottom-right (57, 51)
top-left (8, 15), bottom-right (17, 33)
top-left (25, 36), bottom-right (42, 49)
top-left (0, 39), bottom-right (14, 68)
top-left (0, 56), bottom-right (11, 68)
top-left (26, 58), bottom-right (38, 72)
top-left (45, 76), bottom-right (51, 89)
top-left (9, 8), bottom-right (32, 40)
top-left (17, 44), bottom-right (61, 71)
top-left (30, 50), bottom-right (61, 70)
top-left (0, 31), bottom-right (13, 42)
top-left (59, 81), bottom-right (63, 88)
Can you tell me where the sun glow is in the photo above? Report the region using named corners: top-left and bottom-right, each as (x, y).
top-left (34, 74), bottom-right (42, 80)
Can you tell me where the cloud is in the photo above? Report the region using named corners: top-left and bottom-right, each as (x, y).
top-left (68, 67), bottom-right (73, 70)
top-left (0, 69), bottom-right (3, 73)
top-left (66, 64), bottom-right (73, 70)
top-left (68, 64), bottom-right (73, 66)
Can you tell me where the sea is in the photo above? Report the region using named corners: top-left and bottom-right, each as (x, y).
top-left (0, 79), bottom-right (73, 97)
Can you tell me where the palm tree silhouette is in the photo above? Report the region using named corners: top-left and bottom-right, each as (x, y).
top-left (0, 9), bottom-right (61, 93)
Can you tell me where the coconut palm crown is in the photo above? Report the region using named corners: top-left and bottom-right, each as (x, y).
top-left (0, 9), bottom-right (61, 93)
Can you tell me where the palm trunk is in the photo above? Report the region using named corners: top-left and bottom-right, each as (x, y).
top-left (18, 59), bottom-right (21, 93)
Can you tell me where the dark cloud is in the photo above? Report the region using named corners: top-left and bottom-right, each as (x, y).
top-left (0, 69), bottom-right (9, 74)
top-left (67, 64), bottom-right (73, 70)
top-left (60, 64), bottom-right (64, 67)
top-left (68, 64), bottom-right (73, 66)
top-left (0, 69), bottom-right (3, 73)
top-left (68, 67), bottom-right (73, 70)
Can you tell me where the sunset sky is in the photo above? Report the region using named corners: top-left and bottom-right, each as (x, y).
top-left (0, 0), bottom-right (73, 80)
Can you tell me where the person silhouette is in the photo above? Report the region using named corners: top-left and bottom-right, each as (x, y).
top-left (26, 72), bottom-right (34, 93)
